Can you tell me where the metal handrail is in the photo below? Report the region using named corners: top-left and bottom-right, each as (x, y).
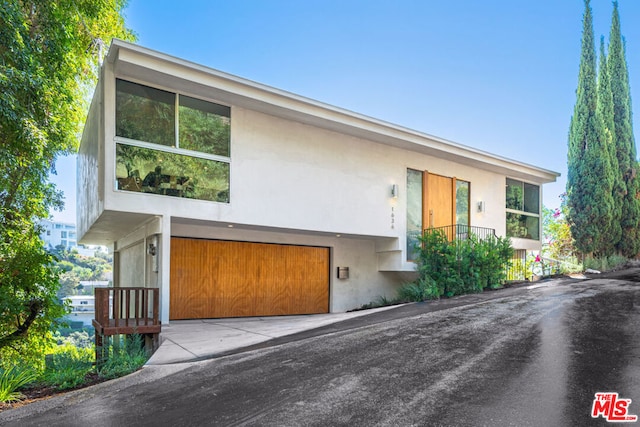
top-left (424, 224), bottom-right (496, 242)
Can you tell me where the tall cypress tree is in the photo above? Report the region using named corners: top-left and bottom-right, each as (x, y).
top-left (608, 1), bottom-right (640, 257)
top-left (597, 36), bottom-right (621, 256)
top-left (566, 0), bottom-right (614, 255)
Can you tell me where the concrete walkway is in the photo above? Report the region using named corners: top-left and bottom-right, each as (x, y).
top-left (146, 306), bottom-right (400, 365)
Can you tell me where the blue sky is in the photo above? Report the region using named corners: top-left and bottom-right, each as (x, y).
top-left (50, 0), bottom-right (640, 223)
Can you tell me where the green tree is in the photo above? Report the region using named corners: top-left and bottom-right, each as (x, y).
top-left (608, 1), bottom-right (640, 257)
top-left (566, 0), bottom-right (614, 256)
top-left (0, 0), bottom-right (133, 365)
top-left (597, 36), bottom-right (621, 256)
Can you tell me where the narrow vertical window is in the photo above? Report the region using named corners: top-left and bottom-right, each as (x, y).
top-left (456, 180), bottom-right (470, 226)
top-left (407, 169), bottom-right (423, 260)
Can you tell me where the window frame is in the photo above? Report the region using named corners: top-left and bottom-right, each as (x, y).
top-left (505, 178), bottom-right (540, 240)
top-left (455, 179), bottom-right (470, 226)
top-left (114, 78), bottom-right (232, 203)
top-left (115, 78), bottom-right (231, 160)
top-left (406, 168), bottom-right (424, 261)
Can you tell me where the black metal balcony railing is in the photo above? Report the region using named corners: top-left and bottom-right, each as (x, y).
top-left (424, 224), bottom-right (496, 242)
top-left (406, 225), bottom-right (497, 261)
top-left (506, 250), bottom-right (565, 281)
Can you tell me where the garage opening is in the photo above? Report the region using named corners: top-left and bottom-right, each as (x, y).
top-left (170, 238), bottom-right (330, 319)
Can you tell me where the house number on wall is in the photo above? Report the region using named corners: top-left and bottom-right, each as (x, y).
top-left (391, 206), bottom-right (395, 229)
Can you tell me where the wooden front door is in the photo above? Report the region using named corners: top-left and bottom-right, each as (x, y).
top-left (424, 172), bottom-right (455, 229)
top-left (170, 238), bottom-right (330, 320)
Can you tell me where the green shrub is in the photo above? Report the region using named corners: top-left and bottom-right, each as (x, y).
top-left (397, 275), bottom-right (441, 302)
top-left (98, 334), bottom-right (149, 379)
top-left (397, 282), bottom-right (426, 302)
top-left (41, 344), bottom-right (94, 390)
top-left (411, 230), bottom-right (514, 300)
top-left (0, 366), bottom-right (38, 403)
top-left (473, 234), bottom-right (514, 289)
top-left (584, 254), bottom-right (628, 272)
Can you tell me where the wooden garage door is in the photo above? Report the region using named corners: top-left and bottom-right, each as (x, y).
top-left (170, 238), bottom-right (330, 319)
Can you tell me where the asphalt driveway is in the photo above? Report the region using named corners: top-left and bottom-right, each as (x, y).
top-left (2, 269), bottom-right (640, 426)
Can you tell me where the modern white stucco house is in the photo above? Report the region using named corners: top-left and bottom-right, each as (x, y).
top-left (77, 40), bottom-right (559, 325)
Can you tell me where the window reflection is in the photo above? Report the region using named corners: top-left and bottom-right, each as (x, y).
top-left (505, 178), bottom-right (540, 240)
top-left (115, 79), bottom-right (231, 204)
top-left (116, 79), bottom-right (175, 147)
top-left (523, 182), bottom-right (539, 214)
top-left (506, 178), bottom-right (524, 211)
top-left (179, 95), bottom-right (230, 157)
top-left (456, 180), bottom-right (469, 225)
top-left (116, 144), bottom-right (229, 203)
top-left (406, 169), bottom-right (423, 261)
top-left (506, 212), bottom-right (540, 240)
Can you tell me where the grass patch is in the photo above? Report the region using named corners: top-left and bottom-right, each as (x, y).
top-left (0, 366), bottom-right (38, 403)
top-left (97, 334), bottom-right (149, 380)
top-left (41, 344), bottom-right (94, 391)
top-left (1, 334), bottom-right (151, 405)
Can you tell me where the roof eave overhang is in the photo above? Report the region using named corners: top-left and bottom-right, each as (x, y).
top-left (106, 40), bottom-right (560, 184)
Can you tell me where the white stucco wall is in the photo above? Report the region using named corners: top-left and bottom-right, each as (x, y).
top-left (80, 41), bottom-right (559, 321)
top-left (117, 241), bottom-right (145, 288)
top-left (102, 106), bottom-right (530, 250)
top-left (77, 74), bottom-right (104, 240)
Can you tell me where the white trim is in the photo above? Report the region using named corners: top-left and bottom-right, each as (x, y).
top-left (115, 75), bottom-right (233, 111)
top-left (174, 92), bottom-right (180, 149)
top-left (114, 137), bottom-right (231, 164)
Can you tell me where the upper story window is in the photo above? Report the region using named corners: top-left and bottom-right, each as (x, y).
top-left (506, 178), bottom-right (540, 240)
top-left (115, 79), bottom-right (231, 203)
top-left (179, 95), bottom-right (230, 157)
top-left (116, 79), bottom-right (175, 146)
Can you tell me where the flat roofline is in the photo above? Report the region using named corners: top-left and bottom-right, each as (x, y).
top-left (106, 39), bottom-right (560, 183)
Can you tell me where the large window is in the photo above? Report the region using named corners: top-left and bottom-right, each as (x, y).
top-left (506, 178), bottom-right (540, 240)
top-left (116, 144), bottom-right (230, 202)
top-left (115, 79), bottom-right (231, 202)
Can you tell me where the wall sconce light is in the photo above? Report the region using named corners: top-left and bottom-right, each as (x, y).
top-left (391, 184), bottom-right (399, 199)
top-left (147, 243), bottom-right (157, 256)
top-left (477, 201), bottom-right (485, 213)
